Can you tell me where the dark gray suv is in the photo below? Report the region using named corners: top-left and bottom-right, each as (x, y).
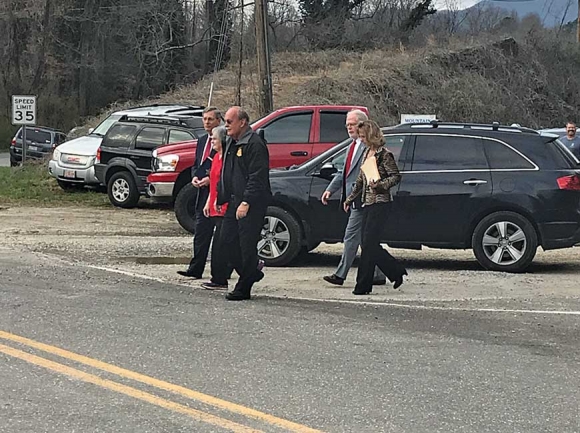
top-left (10, 126), bottom-right (67, 166)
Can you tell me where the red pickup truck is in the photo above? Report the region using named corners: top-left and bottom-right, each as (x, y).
top-left (147, 105), bottom-right (368, 232)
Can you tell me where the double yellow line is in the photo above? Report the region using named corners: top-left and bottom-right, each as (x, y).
top-left (0, 330), bottom-right (322, 433)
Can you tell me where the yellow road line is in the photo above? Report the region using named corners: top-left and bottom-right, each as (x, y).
top-left (0, 343), bottom-right (261, 433)
top-left (0, 331), bottom-right (323, 433)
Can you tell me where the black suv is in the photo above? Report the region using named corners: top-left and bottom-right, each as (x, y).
top-left (261, 122), bottom-right (580, 272)
top-left (10, 126), bottom-right (67, 166)
top-left (94, 115), bottom-right (202, 208)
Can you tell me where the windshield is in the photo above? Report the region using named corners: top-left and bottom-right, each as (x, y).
top-left (18, 128), bottom-right (52, 144)
top-left (292, 137), bottom-right (351, 172)
top-left (92, 114), bottom-right (122, 136)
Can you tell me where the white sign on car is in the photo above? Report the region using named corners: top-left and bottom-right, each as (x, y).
top-left (400, 114), bottom-right (436, 124)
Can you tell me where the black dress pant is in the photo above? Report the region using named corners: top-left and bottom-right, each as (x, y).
top-left (187, 187), bottom-right (214, 277)
top-left (355, 202), bottom-right (406, 293)
top-left (221, 200), bottom-right (267, 295)
top-left (209, 217), bottom-right (230, 285)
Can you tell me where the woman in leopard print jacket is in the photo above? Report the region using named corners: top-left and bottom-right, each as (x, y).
top-left (344, 120), bottom-right (408, 295)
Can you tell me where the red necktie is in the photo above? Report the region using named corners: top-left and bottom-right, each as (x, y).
top-left (344, 140), bottom-right (356, 176)
top-left (202, 136), bottom-right (211, 161)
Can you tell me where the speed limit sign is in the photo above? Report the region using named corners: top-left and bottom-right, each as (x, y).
top-left (12, 95), bottom-right (37, 125)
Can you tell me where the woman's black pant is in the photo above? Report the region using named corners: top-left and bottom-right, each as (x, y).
top-left (355, 202), bottom-right (406, 292)
top-left (209, 216), bottom-right (230, 285)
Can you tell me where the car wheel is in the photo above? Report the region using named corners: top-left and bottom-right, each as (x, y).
top-left (57, 180), bottom-right (84, 191)
top-left (107, 171), bottom-right (140, 208)
top-left (472, 211), bottom-right (538, 273)
top-left (10, 158), bottom-right (18, 167)
top-left (258, 206), bottom-right (303, 267)
top-left (174, 183), bottom-right (198, 234)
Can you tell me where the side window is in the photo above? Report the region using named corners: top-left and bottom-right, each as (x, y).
top-left (384, 135), bottom-right (406, 164)
top-left (103, 125), bottom-right (136, 148)
top-left (135, 127), bottom-right (165, 150)
top-left (484, 139), bottom-right (534, 169)
top-left (411, 135), bottom-right (487, 171)
top-left (168, 129), bottom-right (195, 144)
top-left (320, 112), bottom-right (349, 143)
top-left (263, 113), bottom-right (312, 144)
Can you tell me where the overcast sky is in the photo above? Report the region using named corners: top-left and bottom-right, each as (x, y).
top-left (434, 0), bottom-right (481, 9)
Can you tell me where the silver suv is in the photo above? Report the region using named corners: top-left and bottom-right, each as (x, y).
top-left (48, 104), bottom-right (204, 190)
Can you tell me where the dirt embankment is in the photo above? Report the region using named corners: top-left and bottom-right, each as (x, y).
top-left (72, 36), bottom-right (580, 139)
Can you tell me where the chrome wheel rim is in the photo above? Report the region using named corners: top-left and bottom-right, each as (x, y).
top-left (482, 221), bottom-right (527, 266)
top-left (258, 216), bottom-right (291, 259)
top-left (112, 178), bottom-right (130, 202)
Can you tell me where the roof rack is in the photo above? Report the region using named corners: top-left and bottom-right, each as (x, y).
top-left (119, 114), bottom-right (190, 127)
top-left (393, 120), bottom-right (538, 135)
top-left (125, 103), bottom-right (205, 111)
top-left (22, 125), bottom-right (62, 132)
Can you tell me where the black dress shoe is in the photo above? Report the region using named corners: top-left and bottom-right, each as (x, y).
top-left (177, 270), bottom-right (202, 278)
top-left (225, 291), bottom-right (251, 301)
top-left (201, 281), bottom-right (228, 290)
top-left (393, 270), bottom-right (408, 289)
top-left (372, 278), bottom-right (387, 286)
top-left (352, 289), bottom-right (372, 295)
top-left (323, 274), bottom-right (344, 286)
top-left (253, 270), bottom-right (265, 283)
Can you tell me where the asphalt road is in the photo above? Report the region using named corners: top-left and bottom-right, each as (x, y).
top-left (1, 249), bottom-right (579, 432)
top-left (0, 152), bottom-right (9, 167)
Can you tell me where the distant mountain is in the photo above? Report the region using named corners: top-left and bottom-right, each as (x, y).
top-left (467, 0), bottom-right (577, 27)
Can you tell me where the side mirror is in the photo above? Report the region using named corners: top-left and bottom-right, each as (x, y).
top-left (318, 163), bottom-right (338, 180)
top-left (88, 128), bottom-right (95, 134)
top-left (257, 128), bottom-right (266, 142)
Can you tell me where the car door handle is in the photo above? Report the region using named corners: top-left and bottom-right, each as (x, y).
top-left (290, 151), bottom-right (308, 157)
top-left (463, 179), bottom-right (488, 185)
top-left (129, 155), bottom-right (140, 159)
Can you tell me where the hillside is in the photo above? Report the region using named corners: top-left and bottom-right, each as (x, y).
top-left (82, 37), bottom-right (580, 133)
top-left (470, 0), bottom-right (577, 27)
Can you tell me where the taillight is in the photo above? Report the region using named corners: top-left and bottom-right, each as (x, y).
top-left (10, 139), bottom-right (15, 147)
top-left (557, 174), bottom-right (580, 190)
top-left (96, 147), bottom-right (101, 164)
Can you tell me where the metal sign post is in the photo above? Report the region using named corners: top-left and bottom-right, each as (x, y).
top-left (11, 95), bottom-right (37, 166)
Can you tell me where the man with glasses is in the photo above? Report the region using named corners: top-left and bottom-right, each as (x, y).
top-left (217, 106), bottom-right (271, 301)
top-left (320, 109), bottom-right (386, 287)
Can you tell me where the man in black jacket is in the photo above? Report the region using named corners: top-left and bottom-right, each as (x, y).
top-left (177, 106), bottom-right (222, 279)
top-left (218, 106), bottom-right (271, 300)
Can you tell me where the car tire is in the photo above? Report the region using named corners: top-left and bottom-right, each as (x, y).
top-left (174, 183), bottom-right (198, 234)
top-left (10, 158), bottom-right (18, 167)
top-left (57, 180), bottom-right (84, 191)
top-left (258, 206), bottom-right (303, 267)
top-left (472, 211), bottom-right (538, 273)
top-left (107, 171), bottom-right (140, 208)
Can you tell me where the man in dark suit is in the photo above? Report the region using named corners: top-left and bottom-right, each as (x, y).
top-left (177, 107), bottom-right (223, 278)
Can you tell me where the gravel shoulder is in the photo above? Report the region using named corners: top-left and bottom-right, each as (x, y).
top-left (2, 205), bottom-right (580, 311)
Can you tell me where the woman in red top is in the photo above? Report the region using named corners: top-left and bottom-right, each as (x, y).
top-left (201, 126), bottom-right (230, 289)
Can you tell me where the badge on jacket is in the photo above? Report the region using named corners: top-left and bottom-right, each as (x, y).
top-left (237, 147), bottom-right (243, 157)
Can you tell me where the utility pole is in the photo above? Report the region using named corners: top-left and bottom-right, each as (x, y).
top-left (255, 0), bottom-right (273, 116)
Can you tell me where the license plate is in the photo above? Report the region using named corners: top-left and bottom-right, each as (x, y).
top-left (28, 146), bottom-right (38, 152)
top-left (63, 170), bottom-right (76, 179)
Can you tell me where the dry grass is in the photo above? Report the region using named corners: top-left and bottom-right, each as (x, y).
top-left (78, 36), bottom-right (580, 133)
